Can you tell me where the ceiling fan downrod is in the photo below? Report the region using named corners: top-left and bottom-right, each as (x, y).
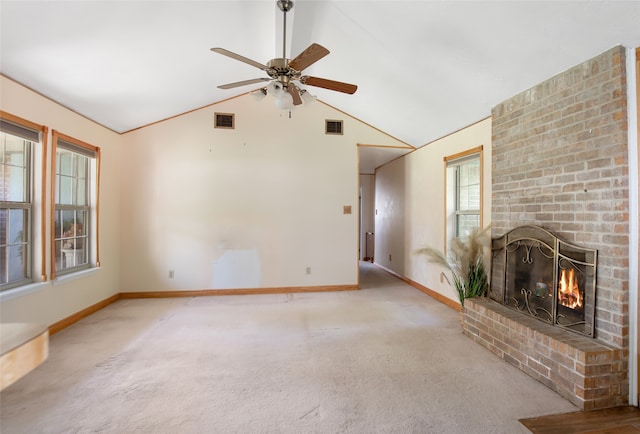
top-left (277, 0), bottom-right (293, 60)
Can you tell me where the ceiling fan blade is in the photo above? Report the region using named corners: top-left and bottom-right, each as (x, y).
top-left (288, 85), bottom-right (303, 106)
top-left (210, 47), bottom-right (271, 71)
top-left (288, 43), bottom-right (330, 71)
top-left (218, 78), bottom-right (271, 89)
top-left (301, 76), bottom-right (358, 94)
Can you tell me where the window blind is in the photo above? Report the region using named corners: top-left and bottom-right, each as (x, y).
top-left (0, 119), bottom-right (39, 142)
top-left (57, 139), bottom-right (97, 159)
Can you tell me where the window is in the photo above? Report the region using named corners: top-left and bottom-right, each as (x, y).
top-left (445, 146), bottom-right (482, 245)
top-left (0, 112), bottom-right (45, 291)
top-left (52, 131), bottom-right (99, 277)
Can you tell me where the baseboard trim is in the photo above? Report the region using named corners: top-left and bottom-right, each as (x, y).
top-left (408, 278), bottom-right (461, 312)
top-left (45, 273), bottom-right (457, 337)
top-left (120, 284), bottom-right (358, 299)
top-left (47, 285), bottom-right (358, 335)
top-left (373, 263), bottom-right (461, 312)
top-left (48, 294), bottom-right (120, 335)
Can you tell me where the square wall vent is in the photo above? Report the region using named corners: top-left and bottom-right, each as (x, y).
top-left (325, 119), bottom-right (343, 135)
top-left (214, 113), bottom-right (235, 129)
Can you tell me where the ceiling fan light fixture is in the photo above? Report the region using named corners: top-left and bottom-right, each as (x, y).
top-left (267, 81), bottom-right (280, 94)
top-left (300, 90), bottom-right (316, 104)
top-left (250, 88), bottom-right (267, 101)
top-left (274, 89), bottom-right (294, 110)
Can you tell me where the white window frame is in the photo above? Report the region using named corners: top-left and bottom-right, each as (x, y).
top-left (51, 131), bottom-right (100, 278)
top-left (444, 146), bottom-right (483, 250)
top-left (0, 112), bottom-right (47, 291)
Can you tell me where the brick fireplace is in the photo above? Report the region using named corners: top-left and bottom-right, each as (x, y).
top-left (462, 46), bottom-right (630, 410)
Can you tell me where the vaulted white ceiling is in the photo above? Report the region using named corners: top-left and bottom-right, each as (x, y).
top-left (1, 1), bottom-right (639, 168)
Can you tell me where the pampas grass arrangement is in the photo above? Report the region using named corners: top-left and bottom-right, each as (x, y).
top-left (415, 226), bottom-right (491, 306)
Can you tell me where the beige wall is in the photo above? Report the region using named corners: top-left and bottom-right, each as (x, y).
top-left (0, 76), bottom-right (122, 325)
top-left (119, 94), bottom-right (407, 292)
top-left (374, 118), bottom-right (491, 304)
top-left (0, 75), bottom-right (409, 325)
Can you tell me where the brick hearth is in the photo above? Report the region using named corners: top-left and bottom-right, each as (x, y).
top-left (462, 298), bottom-right (627, 410)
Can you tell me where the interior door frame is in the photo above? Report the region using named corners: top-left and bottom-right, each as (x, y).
top-left (629, 46), bottom-right (639, 406)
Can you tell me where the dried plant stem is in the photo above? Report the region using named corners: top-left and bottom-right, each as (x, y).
top-left (415, 226), bottom-right (490, 306)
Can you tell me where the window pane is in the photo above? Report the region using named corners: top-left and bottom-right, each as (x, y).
top-left (58, 150), bottom-right (73, 176)
top-left (56, 207), bottom-right (88, 271)
top-left (76, 155), bottom-right (88, 206)
top-left (75, 177), bottom-right (87, 206)
top-left (54, 239), bottom-right (63, 271)
top-left (0, 207), bottom-right (30, 286)
top-left (61, 209), bottom-right (76, 240)
top-left (1, 133), bottom-right (29, 203)
top-left (456, 214), bottom-right (480, 238)
top-left (57, 174), bottom-right (73, 204)
top-left (0, 208), bottom-right (7, 246)
top-left (54, 209), bottom-right (63, 238)
top-left (457, 160), bottom-right (480, 211)
top-left (7, 244), bottom-right (27, 282)
top-left (9, 208), bottom-right (26, 243)
top-left (75, 155), bottom-right (87, 179)
top-left (56, 150), bottom-right (89, 206)
top-left (7, 166), bottom-right (26, 202)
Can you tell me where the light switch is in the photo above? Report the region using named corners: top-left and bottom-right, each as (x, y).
top-left (343, 205), bottom-right (352, 214)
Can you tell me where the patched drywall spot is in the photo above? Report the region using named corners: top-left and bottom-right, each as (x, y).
top-left (211, 248), bottom-right (261, 289)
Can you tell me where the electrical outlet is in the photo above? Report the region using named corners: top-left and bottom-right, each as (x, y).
top-left (306, 267), bottom-right (311, 275)
top-left (169, 270), bottom-right (175, 279)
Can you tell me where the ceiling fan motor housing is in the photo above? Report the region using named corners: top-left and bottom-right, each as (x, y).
top-left (267, 58), bottom-right (300, 88)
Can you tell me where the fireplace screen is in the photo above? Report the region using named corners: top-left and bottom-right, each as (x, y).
top-left (489, 226), bottom-right (597, 337)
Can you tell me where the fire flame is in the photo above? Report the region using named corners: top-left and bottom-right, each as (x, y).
top-left (558, 268), bottom-right (583, 309)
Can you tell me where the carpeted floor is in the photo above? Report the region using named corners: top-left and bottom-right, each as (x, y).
top-left (0, 262), bottom-right (578, 433)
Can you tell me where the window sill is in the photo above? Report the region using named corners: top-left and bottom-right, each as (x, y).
top-left (0, 281), bottom-right (48, 302)
top-left (0, 267), bottom-right (101, 301)
top-left (53, 267), bottom-right (100, 285)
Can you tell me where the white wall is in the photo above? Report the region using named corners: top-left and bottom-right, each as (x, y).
top-left (0, 76), bottom-right (122, 325)
top-left (119, 93), bottom-right (403, 292)
top-left (374, 118), bottom-right (491, 304)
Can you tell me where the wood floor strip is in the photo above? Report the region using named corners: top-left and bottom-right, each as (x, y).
top-left (583, 425), bottom-right (640, 434)
top-left (520, 406), bottom-right (640, 434)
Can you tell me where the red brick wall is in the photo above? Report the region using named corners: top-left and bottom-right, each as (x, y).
top-left (491, 46), bottom-right (629, 348)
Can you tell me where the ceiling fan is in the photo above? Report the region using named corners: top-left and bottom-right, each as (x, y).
top-left (211, 0), bottom-right (357, 107)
